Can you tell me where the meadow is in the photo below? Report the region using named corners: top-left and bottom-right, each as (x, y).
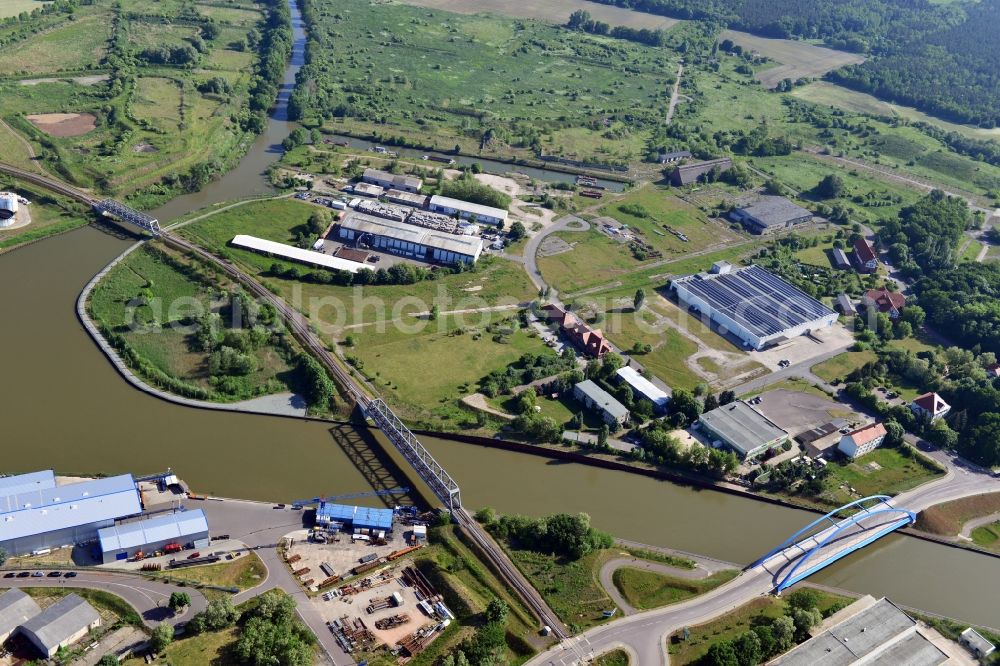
top-left (301, 0), bottom-right (677, 167)
top-left (0, 0), bottom-right (265, 200)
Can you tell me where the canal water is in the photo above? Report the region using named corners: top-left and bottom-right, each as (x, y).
top-left (0, 0), bottom-right (997, 629)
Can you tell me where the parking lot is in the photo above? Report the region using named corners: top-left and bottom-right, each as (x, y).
top-left (752, 388), bottom-right (863, 433)
top-left (751, 325), bottom-right (855, 371)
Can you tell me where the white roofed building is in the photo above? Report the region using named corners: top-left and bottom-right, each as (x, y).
top-left (615, 367), bottom-right (670, 413)
top-left (231, 235), bottom-right (367, 273)
top-left (0, 473), bottom-right (142, 556)
top-left (98, 509), bottom-right (210, 563)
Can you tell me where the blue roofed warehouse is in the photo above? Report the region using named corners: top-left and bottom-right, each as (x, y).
top-left (316, 503), bottom-right (394, 533)
top-left (97, 509), bottom-right (210, 563)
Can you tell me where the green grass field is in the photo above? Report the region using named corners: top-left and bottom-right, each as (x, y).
top-left (350, 313), bottom-right (551, 426)
top-left (152, 552), bottom-right (267, 591)
top-left (601, 306), bottom-right (702, 390)
top-left (0, 14), bottom-right (108, 74)
top-left (612, 567), bottom-right (738, 611)
top-left (302, 0), bottom-right (677, 166)
top-left (823, 447), bottom-right (943, 503)
top-left (811, 350), bottom-right (877, 383)
top-left (593, 649), bottom-right (630, 666)
top-left (507, 548), bottom-right (617, 632)
top-left (88, 243), bottom-right (308, 403)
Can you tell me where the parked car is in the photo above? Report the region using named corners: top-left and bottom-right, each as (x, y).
top-left (3, 572), bottom-right (15, 578)
top-left (31, 571), bottom-right (43, 577)
top-left (17, 571), bottom-right (31, 578)
top-left (47, 571), bottom-right (61, 577)
top-left (64, 571), bottom-right (77, 578)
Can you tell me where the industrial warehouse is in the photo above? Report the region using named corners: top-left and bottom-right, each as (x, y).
top-left (336, 212), bottom-right (484, 265)
top-left (231, 234), bottom-right (367, 273)
top-left (428, 195), bottom-right (508, 226)
top-left (97, 508), bottom-right (210, 563)
top-left (699, 401), bottom-right (789, 460)
top-left (0, 471), bottom-right (142, 556)
top-left (671, 264), bottom-right (838, 350)
top-left (316, 502), bottom-right (395, 535)
top-left (19, 594), bottom-right (101, 658)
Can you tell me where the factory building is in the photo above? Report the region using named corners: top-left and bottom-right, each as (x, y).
top-left (0, 473), bottom-right (142, 556)
top-left (615, 366), bottom-right (670, 413)
top-left (316, 503), bottom-right (394, 534)
top-left (385, 189), bottom-right (429, 208)
top-left (668, 158), bottom-right (732, 186)
top-left (428, 195), bottom-right (508, 226)
top-left (0, 590), bottom-right (41, 643)
top-left (699, 401), bottom-right (788, 460)
top-left (730, 196), bottom-right (813, 234)
top-left (337, 212), bottom-right (483, 264)
top-left (97, 509), bottom-right (210, 564)
top-left (671, 265), bottom-right (837, 350)
top-left (769, 596), bottom-right (971, 666)
top-left (19, 594), bottom-right (101, 658)
top-left (362, 168), bottom-right (423, 194)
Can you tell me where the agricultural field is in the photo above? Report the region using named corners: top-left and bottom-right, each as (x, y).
top-left (0, 1), bottom-right (51, 19)
top-left (0, 14), bottom-right (108, 75)
top-left (298, 0), bottom-right (678, 168)
top-left (717, 31), bottom-right (865, 89)
top-left (0, 0), bottom-right (267, 202)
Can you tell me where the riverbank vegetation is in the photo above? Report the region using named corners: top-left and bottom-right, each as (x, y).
top-left (916, 492), bottom-right (1000, 537)
top-left (88, 242), bottom-right (338, 412)
top-left (0, 0), bottom-right (290, 206)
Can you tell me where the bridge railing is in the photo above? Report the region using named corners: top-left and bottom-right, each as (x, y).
top-left (94, 199), bottom-right (161, 236)
top-left (774, 506), bottom-right (916, 592)
top-left (366, 398), bottom-right (461, 512)
top-left (751, 495), bottom-right (894, 568)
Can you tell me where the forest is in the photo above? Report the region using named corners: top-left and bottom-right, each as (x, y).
top-left (586, 0), bottom-right (1000, 127)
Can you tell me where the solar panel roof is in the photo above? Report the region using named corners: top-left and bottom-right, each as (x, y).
top-left (674, 265), bottom-right (834, 338)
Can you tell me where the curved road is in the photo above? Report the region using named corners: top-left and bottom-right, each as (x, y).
top-left (1, 570), bottom-right (207, 629)
top-left (599, 558), bottom-right (720, 616)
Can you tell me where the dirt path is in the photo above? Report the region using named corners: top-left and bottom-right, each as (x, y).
top-left (958, 512), bottom-right (1000, 540)
top-left (461, 392), bottom-right (515, 421)
top-left (665, 63), bottom-right (684, 125)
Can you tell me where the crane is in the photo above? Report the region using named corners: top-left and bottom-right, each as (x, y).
top-left (291, 487), bottom-right (411, 509)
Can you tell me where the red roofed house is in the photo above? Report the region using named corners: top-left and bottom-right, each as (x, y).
top-left (910, 392), bottom-right (951, 423)
top-left (542, 304), bottom-right (612, 358)
top-left (837, 422), bottom-right (888, 459)
top-left (853, 238), bottom-right (879, 273)
top-left (863, 288), bottom-right (906, 319)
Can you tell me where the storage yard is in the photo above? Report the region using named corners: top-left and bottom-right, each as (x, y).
top-left (278, 504), bottom-right (450, 661)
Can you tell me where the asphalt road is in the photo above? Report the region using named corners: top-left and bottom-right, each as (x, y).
top-left (0, 570), bottom-right (207, 629)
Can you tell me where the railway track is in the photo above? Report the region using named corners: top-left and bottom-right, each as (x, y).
top-left (1, 160), bottom-right (570, 641)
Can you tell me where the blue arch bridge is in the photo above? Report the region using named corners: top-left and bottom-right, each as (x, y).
top-left (751, 495), bottom-right (917, 593)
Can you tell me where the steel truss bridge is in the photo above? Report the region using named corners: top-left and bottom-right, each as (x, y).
top-left (93, 199), bottom-right (161, 236)
top-left (753, 495), bottom-right (917, 592)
